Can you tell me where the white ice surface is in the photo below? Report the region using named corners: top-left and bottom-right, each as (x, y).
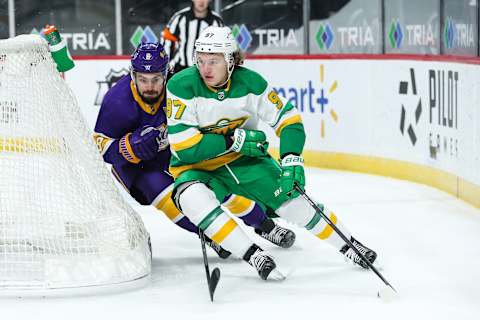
top-left (1, 168), bottom-right (479, 320)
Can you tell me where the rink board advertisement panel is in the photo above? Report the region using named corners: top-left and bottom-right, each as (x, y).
top-left (66, 57), bottom-right (480, 207)
top-left (245, 58), bottom-right (479, 206)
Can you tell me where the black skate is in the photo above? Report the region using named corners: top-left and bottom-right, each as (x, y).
top-left (244, 245), bottom-right (285, 280)
top-left (255, 224), bottom-right (296, 248)
top-left (340, 237), bottom-right (377, 269)
top-left (204, 236), bottom-right (231, 259)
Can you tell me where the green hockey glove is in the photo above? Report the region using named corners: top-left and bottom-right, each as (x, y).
top-left (230, 128), bottom-right (269, 157)
top-left (279, 154), bottom-right (305, 200)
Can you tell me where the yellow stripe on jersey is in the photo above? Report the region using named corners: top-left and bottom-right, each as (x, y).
top-left (211, 218), bottom-right (237, 244)
top-left (155, 191), bottom-right (183, 221)
top-left (275, 114), bottom-right (302, 136)
top-left (169, 152), bottom-right (242, 178)
top-left (170, 132), bottom-right (203, 151)
top-left (225, 195), bottom-right (253, 215)
top-left (316, 212), bottom-right (337, 240)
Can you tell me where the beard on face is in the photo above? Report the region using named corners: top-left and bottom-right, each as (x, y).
top-left (139, 91), bottom-right (161, 104)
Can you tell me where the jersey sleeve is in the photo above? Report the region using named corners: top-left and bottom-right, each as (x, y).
top-left (93, 95), bottom-right (139, 165)
top-left (255, 80), bottom-right (306, 157)
top-left (166, 84), bottom-right (228, 164)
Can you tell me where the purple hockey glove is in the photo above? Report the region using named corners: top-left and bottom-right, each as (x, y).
top-left (119, 125), bottom-right (168, 162)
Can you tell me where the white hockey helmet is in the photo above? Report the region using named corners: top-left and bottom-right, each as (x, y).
top-left (194, 26), bottom-right (238, 82)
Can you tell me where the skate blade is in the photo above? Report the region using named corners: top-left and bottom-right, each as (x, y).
top-left (343, 257), bottom-right (383, 270)
top-left (372, 258), bottom-right (383, 270)
top-left (268, 268), bottom-right (286, 281)
top-left (377, 285), bottom-right (398, 302)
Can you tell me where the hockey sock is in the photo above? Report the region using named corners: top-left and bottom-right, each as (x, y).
top-left (223, 195), bottom-right (269, 229)
top-left (276, 196), bottom-right (352, 251)
top-left (178, 184), bottom-right (256, 258)
top-left (153, 190), bottom-right (198, 233)
top-left (198, 206), bottom-right (252, 258)
top-left (304, 204), bottom-right (352, 250)
top-left (175, 216), bottom-right (199, 233)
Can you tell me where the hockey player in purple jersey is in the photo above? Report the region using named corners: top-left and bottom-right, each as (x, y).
top-left (93, 42), bottom-right (295, 258)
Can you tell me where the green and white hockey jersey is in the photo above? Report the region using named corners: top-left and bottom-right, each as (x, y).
top-left (166, 66), bottom-right (304, 178)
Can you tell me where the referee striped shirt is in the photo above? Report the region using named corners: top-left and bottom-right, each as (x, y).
top-left (162, 5), bottom-right (224, 72)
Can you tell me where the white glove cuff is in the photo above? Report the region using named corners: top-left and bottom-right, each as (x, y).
top-left (281, 154), bottom-right (304, 167)
top-left (230, 129), bottom-right (246, 152)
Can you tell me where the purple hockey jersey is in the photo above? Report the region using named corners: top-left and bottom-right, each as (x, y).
top-left (94, 74), bottom-right (171, 189)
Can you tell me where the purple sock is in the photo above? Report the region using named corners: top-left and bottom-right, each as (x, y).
top-left (238, 203), bottom-right (268, 229)
top-left (175, 216), bottom-right (199, 234)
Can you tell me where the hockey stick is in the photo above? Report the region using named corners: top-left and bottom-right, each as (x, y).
top-left (199, 229), bottom-right (221, 302)
top-left (293, 184), bottom-right (397, 297)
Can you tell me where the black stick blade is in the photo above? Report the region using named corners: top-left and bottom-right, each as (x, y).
top-left (209, 267), bottom-right (221, 301)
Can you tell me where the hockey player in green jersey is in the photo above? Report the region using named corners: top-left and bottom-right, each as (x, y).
top-left (166, 26), bottom-right (377, 280)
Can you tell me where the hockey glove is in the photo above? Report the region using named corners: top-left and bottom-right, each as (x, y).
top-left (120, 125), bottom-right (167, 162)
top-left (229, 128), bottom-right (269, 157)
top-left (279, 154), bottom-right (305, 201)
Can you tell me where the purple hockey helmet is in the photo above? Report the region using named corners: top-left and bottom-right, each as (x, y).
top-left (131, 42), bottom-right (169, 78)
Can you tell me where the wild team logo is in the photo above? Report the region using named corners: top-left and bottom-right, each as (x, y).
top-left (94, 68), bottom-right (129, 105)
top-left (398, 68), bottom-right (422, 146)
top-left (201, 117), bottom-right (249, 135)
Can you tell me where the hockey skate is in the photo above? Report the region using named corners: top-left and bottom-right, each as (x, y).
top-left (204, 236), bottom-right (231, 259)
top-left (255, 224), bottom-right (296, 248)
top-left (245, 245), bottom-right (285, 280)
top-left (340, 237), bottom-right (377, 269)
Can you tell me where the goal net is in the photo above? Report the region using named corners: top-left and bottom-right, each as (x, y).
top-left (0, 35), bottom-right (151, 291)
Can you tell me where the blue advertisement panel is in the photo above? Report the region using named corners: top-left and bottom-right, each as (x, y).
top-left (309, 0), bottom-right (382, 54)
top-left (442, 0), bottom-right (478, 56)
top-left (121, 0), bottom-right (188, 54)
top-left (222, 0), bottom-right (304, 54)
top-left (384, 0), bottom-right (440, 54)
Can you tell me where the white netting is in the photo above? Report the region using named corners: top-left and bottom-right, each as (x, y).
top-left (0, 35), bottom-right (151, 291)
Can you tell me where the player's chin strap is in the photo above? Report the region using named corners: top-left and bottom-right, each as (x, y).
top-left (207, 66), bottom-right (234, 89)
top-left (213, 63), bottom-right (234, 88)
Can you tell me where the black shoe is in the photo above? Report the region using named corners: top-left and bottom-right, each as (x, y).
top-left (204, 236), bottom-right (232, 259)
top-left (255, 224), bottom-right (296, 248)
top-left (340, 237), bottom-right (377, 269)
